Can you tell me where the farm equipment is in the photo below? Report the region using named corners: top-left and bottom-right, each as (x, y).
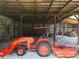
top-left (0, 34), bottom-right (51, 57)
top-left (52, 18), bottom-right (78, 57)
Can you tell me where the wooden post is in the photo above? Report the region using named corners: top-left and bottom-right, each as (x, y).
top-left (13, 19), bottom-right (15, 38)
top-left (21, 16), bottom-right (23, 37)
top-left (53, 16), bottom-right (56, 43)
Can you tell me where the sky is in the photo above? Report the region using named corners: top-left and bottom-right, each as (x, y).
top-left (69, 15), bottom-right (79, 20)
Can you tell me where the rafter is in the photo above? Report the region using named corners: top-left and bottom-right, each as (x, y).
top-left (62, 5), bottom-right (79, 19)
top-left (15, 0), bottom-right (25, 13)
top-left (1, 0), bottom-right (9, 14)
top-left (46, 0), bottom-right (74, 23)
top-left (34, 0), bottom-right (38, 20)
top-left (4, 1), bottom-right (51, 3)
top-left (47, 6), bottom-right (79, 23)
top-left (42, 0), bottom-right (54, 24)
top-left (47, 0), bottom-right (54, 13)
top-left (0, 13), bottom-right (49, 16)
top-left (57, 0), bottom-right (72, 15)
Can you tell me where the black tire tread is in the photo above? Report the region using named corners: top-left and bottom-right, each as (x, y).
top-left (16, 44), bottom-right (26, 56)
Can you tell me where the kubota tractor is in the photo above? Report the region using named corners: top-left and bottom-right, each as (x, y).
top-left (0, 34), bottom-right (52, 57)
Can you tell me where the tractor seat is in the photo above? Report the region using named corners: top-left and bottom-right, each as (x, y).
top-left (31, 36), bottom-right (38, 45)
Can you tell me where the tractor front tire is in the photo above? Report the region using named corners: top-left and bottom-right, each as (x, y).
top-left (37, 42), bottom-right (51, 57)
top-left (16, 44), bottom-right (26, 56)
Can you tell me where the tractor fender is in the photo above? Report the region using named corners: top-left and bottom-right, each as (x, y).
top-left (12, 37), bottom-right (34, 51)
top-left (35, 38), bottom-right (50, 47)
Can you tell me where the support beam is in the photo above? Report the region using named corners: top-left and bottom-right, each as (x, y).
top-left (78, 14), bottom-right (79, 18)
top-left (4, 1), bottom-right (79, 3)
top-left (46, 0), bottom-right (71, 23)
top-left (56, 15), bottom-right (63, 22)
top-left (20, 16), bottom-right (23, 37)
top-left (47, 0), bottom-right (54, 13)
top-left (57, 0), bottom-right (72, 15)
top-left (0, 13), bottom-right (49, 16)
top-left (44, 11), bottom-right (79, 23)
top-left (75, 15), bottom-right (79, 20)
top-left (13, 19), bottom-right (16, 38)
top-left (34, 0), bottom-right (38, 20)
top-left (62, 5), bottom-right (79, 19)
top-left (62, 12), bottom-right (79, 20)
top-left (53, 16), bottom-right (56, 43)
top-left (41, 0), bottom-right (54, 23)
top-left (5, 1), bottom-right (52, 3)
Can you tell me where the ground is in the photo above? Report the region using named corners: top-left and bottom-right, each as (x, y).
top-left (0, 51), bottom-right (79, 59)
top-left (0, 42), bottom-right (79, 59)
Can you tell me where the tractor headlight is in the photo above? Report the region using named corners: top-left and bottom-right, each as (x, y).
top-left (0, 52), bottom-right (4, 56)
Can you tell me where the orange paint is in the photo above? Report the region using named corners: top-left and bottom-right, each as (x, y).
top-left (52, 45), bottom-right (77, 57)
top-left (39, 46), bottom-right (49, 55)
top-left (17, 48), bottom-right (24, 55)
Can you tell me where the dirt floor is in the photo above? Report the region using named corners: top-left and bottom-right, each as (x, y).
top-left (0, 51), bottom-right (79, 59)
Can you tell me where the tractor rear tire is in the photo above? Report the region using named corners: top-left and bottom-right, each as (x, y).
top-left (16, 44), bottom-right (26, 56)
top-left (37, 42), bottom-right (51, 57)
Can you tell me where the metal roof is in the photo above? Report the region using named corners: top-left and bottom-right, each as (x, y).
top-left (0, 0), bottom-right (79, 23)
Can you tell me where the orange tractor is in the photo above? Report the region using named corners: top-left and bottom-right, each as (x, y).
top-left (0, 35), bottom-right (52, 57)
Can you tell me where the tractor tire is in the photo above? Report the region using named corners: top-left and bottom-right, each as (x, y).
top-left (16, 44), bottom-right (26, 56)
top-left (37, 42), bottom-right (51, 57)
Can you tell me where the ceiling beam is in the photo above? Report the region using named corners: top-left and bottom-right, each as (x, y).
top-left (0, 13), bottom-right (52, 16)
top-left (47, 6), bottom-right (79, 23)
top-left (0, 0), bottom-right (9, 14)
top-left (57, 0), bottom-right (72, 15)
top-left (34, 0), bottom-right (38, 20)
top-left (15, 0), bottom-right (26, 14)
top-left (4, 1), bottom-right (79, 3)
top-left (0, 9), bottom-right (78, 13)
top-left (47, 0), bottom-right (54, 13)
top-left (0, 10), bottom-right (78, 16)
top-left (62, 12), bottom-right (79, 20)
top-left (4, 1), bottom-right (51, 3)
top-left (42, 0), bottom-right (54, 23)
top-left (62, 5), bottom-right (79, 19)
top-left (48, 10), bottom-right (79, 23)
top-left (45, 0), bottom-right (73, 22)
